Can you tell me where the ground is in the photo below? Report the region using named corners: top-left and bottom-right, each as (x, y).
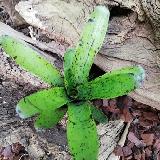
top-left (0, 0), bottom-right (160, 160)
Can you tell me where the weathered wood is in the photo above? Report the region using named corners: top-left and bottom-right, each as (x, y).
top-left (0, 0), bottom-right (25, 25)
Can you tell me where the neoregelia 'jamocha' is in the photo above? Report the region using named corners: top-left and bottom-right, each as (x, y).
top-left (0, 6), bottom-right (145, 160)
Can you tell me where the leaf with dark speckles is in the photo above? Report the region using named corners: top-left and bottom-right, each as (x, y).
top-left (64, 48), bottom-right (75, 93)
top-left (91, 105), bottom-right (108, 124)
top-left (77, 66), bottom-right (145, 100)
top-left (66, 6), bottom-right (110, 95)
top-left (34, 108), bottom-right (67, 128)
top-left (16, 87), bottom-right (69, 128)
top-left (67, 102), bottom-right (98, 160)
top-left (0, 35), bottom-right (63, 86)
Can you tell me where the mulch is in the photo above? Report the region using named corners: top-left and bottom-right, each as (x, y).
top-left (101, 96), bottom-right (160, 160)
top-left (0, 143), bottom-right (29, 160)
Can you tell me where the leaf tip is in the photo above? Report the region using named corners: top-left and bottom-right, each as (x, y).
top-left (0, 35), bottom-right (6, 45)
top-left (96, 5), bottom-right (110, 17)
top-left (16, 104), bottom-right (28, 119)
top-left (134, 65), bottom-right (145, 87)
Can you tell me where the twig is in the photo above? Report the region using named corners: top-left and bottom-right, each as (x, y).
top-left (108, 122), bottom-right (131, 160)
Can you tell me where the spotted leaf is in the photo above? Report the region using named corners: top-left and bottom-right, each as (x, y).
top-left (64, 48), bottom-right (75, 92)
top-left (0, 35), bottom-right (63, 86)
top-left (77, 66), bottom-right (145, 100)
top-left (91, 105), bottom-right (108, 124)
top-left (34, 108), bottom-right (67, 128)
top-left (67, 102), bottom-right (98, 160)
top-left (16, 87), bottom-right (69, 128)
top-left (66, 6), bottom-right (110, 96)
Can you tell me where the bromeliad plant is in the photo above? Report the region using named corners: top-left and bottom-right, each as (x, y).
top-left (0, 6), bottom-right (145, 160)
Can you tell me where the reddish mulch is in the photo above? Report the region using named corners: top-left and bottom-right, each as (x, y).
top-left (0, 142), bottom-right (29, 160)
top-left (100, 96), bottom-right (160, 160)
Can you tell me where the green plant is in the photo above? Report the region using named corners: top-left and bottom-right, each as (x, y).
top-left (0, 6), bottom-right (145, 160)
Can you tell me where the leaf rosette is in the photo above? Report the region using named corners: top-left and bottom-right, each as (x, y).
top-left (0, 6), bottom-right (145, 160)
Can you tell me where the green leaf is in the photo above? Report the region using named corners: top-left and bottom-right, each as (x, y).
top-left (66, 6), bottom-right (110, 96)
top-left (34, 108), bottom-right (67, 128)
top-left (64, 48), bottom-right (75, 92)
top-left (77, 66), bottom-right (145, 100)
top-left (91, 106), bottom-right (108, 124)
top-left (16, 87), bottom-right (69, 128)
top-left (0, 35), bottom-right (63, 86)
top-left (67, 102), bottom-right (99, 160)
